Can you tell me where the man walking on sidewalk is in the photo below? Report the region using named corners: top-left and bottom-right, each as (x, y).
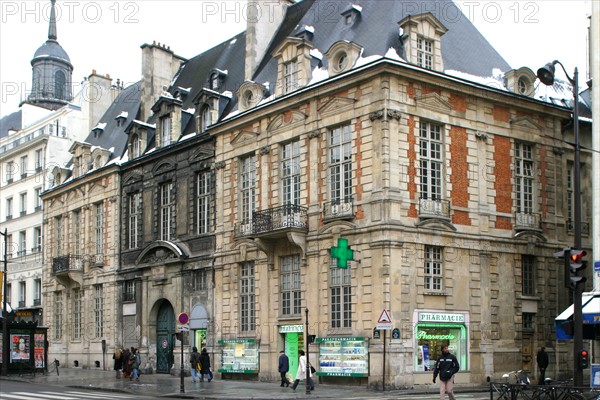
top-left (278, 350), bottom-right (290, 387)
top-left (433, 345), bottom-right (459, 400)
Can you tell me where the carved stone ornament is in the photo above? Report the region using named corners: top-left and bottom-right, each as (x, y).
top-left (369, 110), bottom-right (384, 121)
top-left (308, 130), bottom-right (321, 139)
top-left (387, 109), bottom-right (402, 120)
top-left (259, 146), bottom-right (270, 155)
top-left (474, 131), bottom-right (488, 141)
top-left (213, 161), bottom-right (226, 170)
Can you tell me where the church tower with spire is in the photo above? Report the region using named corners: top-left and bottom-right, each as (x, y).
top-left (23, 0), bottom-right (73, 110)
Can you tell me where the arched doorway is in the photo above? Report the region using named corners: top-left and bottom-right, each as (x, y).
top-left (156, 301), bottom-right (175, 374)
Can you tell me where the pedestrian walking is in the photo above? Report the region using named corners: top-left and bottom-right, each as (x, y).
top-left (199, 347), bottom-right (213, 382)
top-left (130, 347), bottom-right (141, 382)
top-left (278, 350), bottom-right (290, 387)
top-left (112, 346), bottom-right (123, 379)
top-left (122, 347), bottom-right (131, 379)
top-left (291, 350), bottom-right (314, 391)
top-left (190, 347), bottom-right (201, 383)
top-left (537, 346), bottom-right (549, 385)
top-left (432, 345), bottom-right (459, 400)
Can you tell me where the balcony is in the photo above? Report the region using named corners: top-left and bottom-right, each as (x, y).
top-left (18, 301), bottom-right (25, 308)
top-left (235, 205), bottom-right (308, 238)
top-left (419, 198), bottom-right (451, 220)
top-left (52, 254), bottom-right (84, 286)
top-left (33, 298), bottom-right (41, 306)
top-left (515, 212), bottom-right (541, 231)
top-left (322, 197), bottom-right (355, 221)
top-left (567, 220), bottom-right (591, 236)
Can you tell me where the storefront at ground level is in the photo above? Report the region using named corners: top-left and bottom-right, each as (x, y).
top-left (413, 311), bottom-right (469, 373)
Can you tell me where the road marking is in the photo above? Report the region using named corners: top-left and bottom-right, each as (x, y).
top-left (0, 391), bottom-right (137, 400)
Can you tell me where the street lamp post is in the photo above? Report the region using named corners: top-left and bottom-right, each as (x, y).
top-left (537, 60), bottom-right (583, 386)
top-left (1, 228), bottom-right (8, 377)
top-left (305, 308), bottom-right (310, 395)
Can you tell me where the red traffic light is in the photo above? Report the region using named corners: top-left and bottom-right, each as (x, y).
top-left (570, 250), bottom-right (587, 262)
top-left (581, 351), bottom-right (588, 356)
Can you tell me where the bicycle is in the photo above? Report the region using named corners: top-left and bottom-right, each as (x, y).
top-left (47, 358), bottom-right (60, 376)
top-left (502, 370), bottom-right (531, 385)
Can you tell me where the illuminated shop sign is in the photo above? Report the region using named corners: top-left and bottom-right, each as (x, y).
top-left (418, 312), bottom-right (465, 323)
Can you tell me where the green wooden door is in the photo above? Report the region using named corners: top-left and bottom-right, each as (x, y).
top-left (156, 302), bottom-right (174, 374)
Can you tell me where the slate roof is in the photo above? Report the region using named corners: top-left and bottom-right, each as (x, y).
top-left (252, 0), bottom-right (511, 90)
top-left (33, 39), bottom-right (71, 64)
top-left (81, 81), bottom-right (141, 161)
top-left (0, 110), bottom-right (22, 138)
top-left (162, 31), bottom-right (247, 136)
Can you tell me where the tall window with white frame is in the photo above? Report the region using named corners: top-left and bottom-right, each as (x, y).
top-left (417, 37), bottom-right (433, 70)
top-left (6, 197), bottom-right (13, 219)
top-left (33, 227), bottom-right (42, 253)
top-left (515, 142), bottom-right (534, 216)
top-left (282, 140), bottom-right (300, 206)
top-left (330, 259), bottom-right (352, 328)
top-left (159, 182), bottom-right (174, 240)
top-left (94, 284), bottom-right (104, 338)
top-left (240, 155), bottom-right (256, 226)
top-left (95, 203), bottom-right (104, 262)
top-left (193, 269), bottom-right (207, 290)
top-left (196, 172), bottom-right (211, 235)
top-left (34, 279), bottom-right (41, 306)
top-left (72, 288), bottom-right (81, 340)
top-left (329, 125), bottom-right (353, 206)
top-left (128, 192), bottom-right (142, 248)
top-left (161, 116), bottom-right (171, 147)
top-left (124, 280), bottom-right (136, 302)
top-left (35, 149), bottom-right (44, 171)
top-left (132, 135), bottom-right (141, 158)
top-left (283, 60), bottom-right (298, 94)
top-left (54, 291), bottom-right (63, 340)
top-left (19, 192), bottom-right (27, 216)
top-left (34, 187), bottom-right (42, 211)
top-left (20, 156), bottom-right (27, 177)
top-left (419, 121), bottom-right (443, 201)
top-left (18, 231), bottom-right (26, 256)
top-left (18, 281), bottom-right (26, 307)
top-left (55, 216), bottom-right (63, 256)
top-left (424, 245), bottom-right (443, 292)
top-left (72, 210), bottom-right (80, 255)
top-left (240, 261), bottom-right (256, 332)
top-left (522, 255), bottom-right (535, 296)
top-left (280, 255), bottom-right (301, 316)
top-left (6, 161), bottom-right (15, 182)
top-left (201, 105), bottom-right (212, 132)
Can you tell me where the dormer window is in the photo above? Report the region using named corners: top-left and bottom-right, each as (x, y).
top-left (160, 116), bottom-right (172, 146)
top-left (398, 13), bottom-right (447, 72)
top-left (284, 60), bottom-right (298, 94)
top-left (237, 81), bottom-right (267, 112)
top-left (324, 41), bottom-right (363, 76)
top-left (341, 4), bottom-right (361, 25)
top-left (210, 73), bottom-right (220, 90)
top-left (132, 134), bottom-right (141, 157)
top-left (273, 38), bottom-right (313, 97)
top-left (201, 105), bottom-right (212, 132)
top-left (504, 67), bottom-right (536, 97)
top-left (417, 37), bottom-right (433, 70)
top-left (115, 111), bottom-right (128, 127)
top-left (518, 77), bottom-right (529, 94)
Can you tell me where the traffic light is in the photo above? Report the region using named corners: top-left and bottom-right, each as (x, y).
top-left (579, 350), bottom-right (589, 369)
top-left (568, 249), bottom-right (587, 288)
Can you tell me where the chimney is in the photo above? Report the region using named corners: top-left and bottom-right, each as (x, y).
top-left (140, 42), bottom-right (185, 121)
top-left (245, 0), bottom-right (293, 81)
top-left (85, 71), bottom-right (112, 132)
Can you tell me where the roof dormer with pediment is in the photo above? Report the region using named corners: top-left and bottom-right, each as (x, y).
top-left (151, 93), bottom-right (182, 148)
top-left (125, 119), bottom-right (154, 160)
top-left (68, 141), bottom-right (92, 178)
top-left (398, 12), bottom-right (447, 72)
top-left (272, 37), bottom-right (313, 97)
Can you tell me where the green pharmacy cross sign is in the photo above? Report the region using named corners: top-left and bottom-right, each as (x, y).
top-left (330, 238), bottom-right (354, 269)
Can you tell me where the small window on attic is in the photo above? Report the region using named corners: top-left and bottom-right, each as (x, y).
top-left (518, 77), bottom-right (529, 95)
top-left (243, 90), bottom-right (254, 109)
top-left (417, 37), bottom-right (433, 70)
top-left (210, 73), bottom-right (220, 90)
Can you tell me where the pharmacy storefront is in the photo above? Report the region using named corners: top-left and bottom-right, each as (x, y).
top-left (413, 311), bottom-right (468, 373)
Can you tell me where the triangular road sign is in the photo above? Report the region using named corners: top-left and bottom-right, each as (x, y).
top-left (378, 309), bottom-right (392, 324)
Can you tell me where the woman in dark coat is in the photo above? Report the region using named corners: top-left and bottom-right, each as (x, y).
top-left (113, 347), bottom-right (123, 378)
top-left (199, 347), bottom-right (212, 382)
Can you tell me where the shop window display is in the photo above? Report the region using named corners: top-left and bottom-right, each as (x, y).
top-left (415, 324), bottom-right (467, 372)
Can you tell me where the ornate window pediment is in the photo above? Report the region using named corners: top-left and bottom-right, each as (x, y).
top-left (414, 92), bottom-right (452, 113)
top-left (398, 12), bottom-right (447, 72)
top-left (237, 81), bottom-right (268, 112)
top-left (125, 120), bottom-right (153, 160)
top-left (90, 148), bottom-right (110, 169)
top-left (152, 160), bottom-right (177, 176)
top-left (504, 67), bottom-right (537, 97)
top-left (231, 130), bottom-right (260, 148)
top-left (324, 41), bottom-right (363, 76)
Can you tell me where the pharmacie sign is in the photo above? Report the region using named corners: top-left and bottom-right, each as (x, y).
top-left (418, 312), bottom-right (465, 323)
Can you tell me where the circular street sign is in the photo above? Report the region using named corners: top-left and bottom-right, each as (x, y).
top-left (178, 313), bottom-right (189, 325)
top-left (162, 339), bottom-right (168, 349)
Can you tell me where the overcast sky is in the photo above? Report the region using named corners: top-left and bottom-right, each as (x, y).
top-left (0, 0), bottom-right (591, 118)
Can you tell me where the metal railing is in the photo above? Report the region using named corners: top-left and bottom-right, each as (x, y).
top-left (235, 205), bottom-right (308, 237)
top-left (490, 382), bottom-right (599, 399)
top-left (52, 254), bottom-right (84, 274)
top-left (515, 212), bottom-right (541, 230)
top-left (323, 197), bottom-right (354, 220)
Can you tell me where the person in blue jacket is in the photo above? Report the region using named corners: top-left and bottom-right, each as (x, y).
top-left (278, 350), bottom-right (290, 387)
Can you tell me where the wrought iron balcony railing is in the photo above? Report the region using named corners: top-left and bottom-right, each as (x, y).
top-left (323, 197), bottom-right (354, 220)
top-left (419, 197), bottom-right (451, 219)
top-left (33, 298), bottom-right (41, 306)
top-left (515, 212), bottom-right (541, 230)
top-left (52, 254), bottom-right (84, 274)
top-left (235, 205), bottom-right (308, 237)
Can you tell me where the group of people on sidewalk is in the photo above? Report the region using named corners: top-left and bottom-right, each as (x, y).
top-left (190, 347), bottom-right (213, 383)
top-left (278, 349), bottom-right (315, 391)
top-left (113, 346), bottom-right (142, 382)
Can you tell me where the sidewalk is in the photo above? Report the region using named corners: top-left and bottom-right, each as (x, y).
top-left (0, 367), bottom-right (489, 399)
